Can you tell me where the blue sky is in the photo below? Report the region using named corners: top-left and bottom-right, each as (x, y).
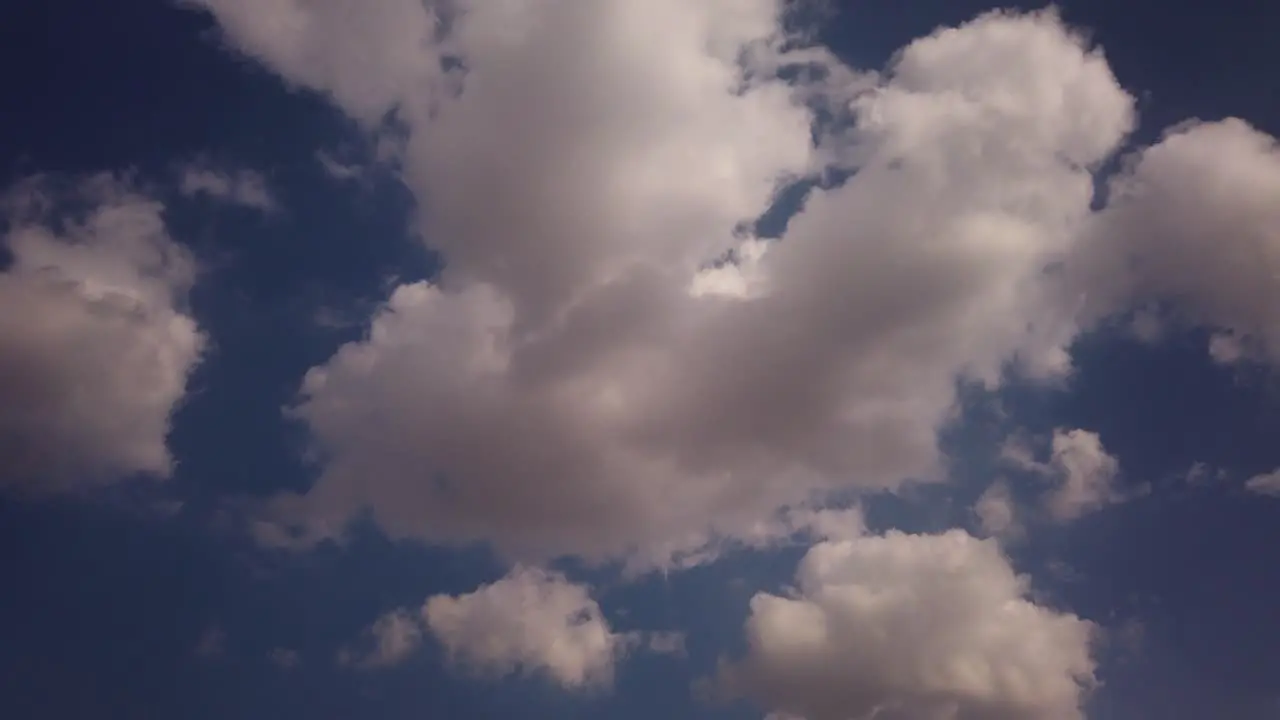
top-left (2, 1), bottom-right (1280, 719)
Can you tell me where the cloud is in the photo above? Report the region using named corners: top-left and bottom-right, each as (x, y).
top-left (341, 570), bottom-right (680, 681)
top-left (973, 481), bottom-right (1020, 538)
top-left (642, 631), bottom-right (687, 658)
top-left (191, 0), bottom-right (1280, 569)
top-left (190, 2), bottom-right (1153, 566)
top-left (1044, 429), bottom-right (1123, 522)
top-left (1184, 462), bottom-right (1227, 487)
top-left (185, 0), bottom-right (450, 127)
top-left (0, 174), bottom-right (204, 495)
top-left (315, 151), bottom-right (364, 182)
top-left (424, 567), bottom-right (627, 690)
top-left (1245, 469), bottom-right (1280, 497)
top-left (997, 429), bottom-right (1125, 523)
top-left (715, 530), bottom-right (1097, 720)
top-left (338, 608), bottom-right (424, 670)
top-left (1069, 118), bottom-right (1280, 363)
top-left (179, 164), bottom-right (275, 211)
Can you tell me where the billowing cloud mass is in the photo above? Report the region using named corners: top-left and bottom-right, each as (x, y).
top-left (189, 1), bottom-right (1150, 565)
top-left (424, 567), bottom-right (625, 690)
top-left (179, 164), bottom-right (276, 211)
top-left (0, 174), bottom-right (203, 494)
top-left (187, 0), bottom-right (1280, 570)
top-left (716, 530), bottom-right (1097, 720)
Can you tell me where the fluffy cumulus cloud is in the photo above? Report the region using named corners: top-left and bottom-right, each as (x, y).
top-left (716, 530), bottom-right (1097, 720)
top-left (342, 566), bottom-right (680, 684)
top-left (189, 1), bottom-right (1154, 566)
top-left (0, 174), bottom-right (203, 494)
top-left (423, 567), bottom-right (626, 690)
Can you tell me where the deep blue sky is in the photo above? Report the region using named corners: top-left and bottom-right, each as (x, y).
top-left (3, 1), bottom-right (1279, 719)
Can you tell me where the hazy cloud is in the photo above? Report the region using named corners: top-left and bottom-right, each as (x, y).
top-left (180, 164), bottom-right (275, 211)
top-left (1246, 469), bottom-right (1280, 497)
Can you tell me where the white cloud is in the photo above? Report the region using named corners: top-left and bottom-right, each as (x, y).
top-left (0, 174), bottom-right (204, 494)
top-left (424, 567), bottom-right (626, 690)
top-left (179, 164), bottom-right (275, 211)
top-left (192, 3), bottom-right (1148, 567)
top-left (716, 530), bottom-right (1097, 720)
top-left (1245, 469), bottom-right (1280, 497)
top-left (1045, 429), bottom-right (1122, 522)
top-left (190, 0), bottom-right (1280, 568)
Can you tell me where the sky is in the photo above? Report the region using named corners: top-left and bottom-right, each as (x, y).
top-left (1, 1), bottom-right (1279, 719)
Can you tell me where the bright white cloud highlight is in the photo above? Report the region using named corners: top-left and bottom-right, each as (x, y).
top-left (717, 530), bottom-right (1097, 720)
top-left (424, 567), bottom-right (625, 690)
top-left (0, 174), bottom-right (203, 494)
